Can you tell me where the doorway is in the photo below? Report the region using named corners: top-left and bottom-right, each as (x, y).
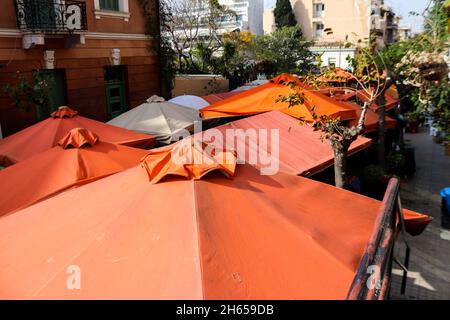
top-left (33, 69), bottom-right (67, 121)
top-left (104, 65), bottom-right (128, 119)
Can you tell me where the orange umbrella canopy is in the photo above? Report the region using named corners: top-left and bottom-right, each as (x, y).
top-left (315, 88), bottom-right (398, 131)
top-left (0, 141), bottom-right (430, 299)
top-left (195, 110), bottom-right (372, 176)
top-left (200, 74), bottom-right (357, 121)
top-left (0, 106), bottom-right (155, 167)
top-left (316, 68), bottom-right (356, 83)
top-left (0, 128), bottom-right (150, 217)
top-left (336, 87), bottom-right (398, 112)
top-left (0, 141), bottom-right (396, 299)
top-left (202, 91), bottom-right (243, 104)
top-left (316, 82), bottom-right (399, 113)
top-left (194, 111), bottom-right (426, 234)
top-left (345, 101), bottom-right (397, 132)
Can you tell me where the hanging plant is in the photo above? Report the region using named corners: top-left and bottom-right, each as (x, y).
top-left (397, 51), bottom-right (448, 84)
top-left (2, 70), bottom-right (52, 117)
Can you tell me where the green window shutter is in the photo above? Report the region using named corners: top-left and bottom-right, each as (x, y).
top-left (100, 0), bottom-right (119, 11)
top-left (104, 66), bottom-right (128, 119)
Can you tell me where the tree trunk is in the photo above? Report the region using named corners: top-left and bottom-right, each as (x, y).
top-left (331, 140), bottom-right (350, 189)
top-left (396, 84), bottom-right (410, 146)
top-left (376, 77), bottom-right (394, 167)
top-left (376, 93), bottom-right (387, 167)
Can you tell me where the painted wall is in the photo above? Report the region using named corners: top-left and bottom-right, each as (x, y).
top-left (0, 0), bottom-right (149, 34)
top-left (173, 75), bottom-right (229, 97)
top-left (311, 47), bottom-right (356, 69)
top-left (0, 0), bottom-right (160, 136)
top-left (263, 9), bottom-right (276, 34)
top-left (291, 0), bottom-right (372, 42)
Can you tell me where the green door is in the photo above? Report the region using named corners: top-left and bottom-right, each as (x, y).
top-left (104, 66), bottom-right (127, 119)
top-left (33, 69), bottom-right (67, 121)
top-left (105, 81), bottom-right (126, 119)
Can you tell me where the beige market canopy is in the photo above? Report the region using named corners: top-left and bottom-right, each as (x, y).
top-left (108, 96), bottom-right (202, 145)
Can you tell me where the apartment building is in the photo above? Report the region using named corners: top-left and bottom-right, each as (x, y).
top-left (301, 0), bottom-right (398, 68)
top-left (397, 26), bottom-right (412, 41)
top-left (0, 0), bottom-right (160, 136)
top-left (263, 8), bottom-right (276, 34)
top-left (182, 0), bottom-right (264, 37)
top-left (264, 0), bottom-right (398, 69)
top-left (219, 0), bottom-right (264, 35)
top-left (292, 0), bottom-right (372, 42)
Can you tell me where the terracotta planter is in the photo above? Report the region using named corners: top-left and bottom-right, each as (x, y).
top-left (433, 135), bottom-right (443, 144)
top-left (422, 63), bottom-right (449, 81)
top-left (445, 143), bottom-right (450, 156)
top-left (407, 121), bottom-right (418, 133)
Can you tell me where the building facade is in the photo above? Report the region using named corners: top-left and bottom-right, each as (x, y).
top-left (264, 0), bottom-right (398, 69)
top-left (397, 26), bottom-right (412, 41)
top-left (187, 0), bottom-right (264, 36)
top-left (292, 0), bottom-right (373, 42)
top-left (218, 0), bottom-right (264, 35)
top-left (263, 8), bottom-right (276, 35)
top-left (0, 0), bottom-right (160, 137)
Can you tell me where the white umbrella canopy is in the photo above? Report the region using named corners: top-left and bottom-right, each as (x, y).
top-left (108, 96), bottom-right (201, 145)
top-left (168, 95), bottom-right (209, 110)
top-left (232, 79), bottom-right (269, 92)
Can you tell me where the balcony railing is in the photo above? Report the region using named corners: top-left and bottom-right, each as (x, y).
top-left (14, 0), bottom-right (88, 33)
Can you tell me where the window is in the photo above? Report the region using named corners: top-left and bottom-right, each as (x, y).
top-left (95, 0), bottom-right (130, 21)
top-left (314, 3), bottom-right (325, 18)
top-left (327, 57), bottom-right (337, 67)
top-left (315, 23), bottom-right (324, 38)
top-left (100, 0), bottom-right (119, 11)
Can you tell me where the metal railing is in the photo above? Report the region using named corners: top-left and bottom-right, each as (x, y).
top-left (347, 178), bottom-right (411, 300)
top-left (14, 0), bottom-right (88, 33)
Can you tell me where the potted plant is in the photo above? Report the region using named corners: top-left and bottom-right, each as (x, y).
top-left (444, 134), bottom-right (450, 156)
top-left (433, 130), bottom-right (444, 144)
top-left (362, 165), bottom-right (391, 200)
top-left (406, 113), bottom-right (419, 133)
top-left (2, 71), bottom-right (52, 120)
top-left (387, 151), bottom-right (407, 178)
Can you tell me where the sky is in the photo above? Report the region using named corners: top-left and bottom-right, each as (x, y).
top-left (264, 0), bottom-right (430, 34)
